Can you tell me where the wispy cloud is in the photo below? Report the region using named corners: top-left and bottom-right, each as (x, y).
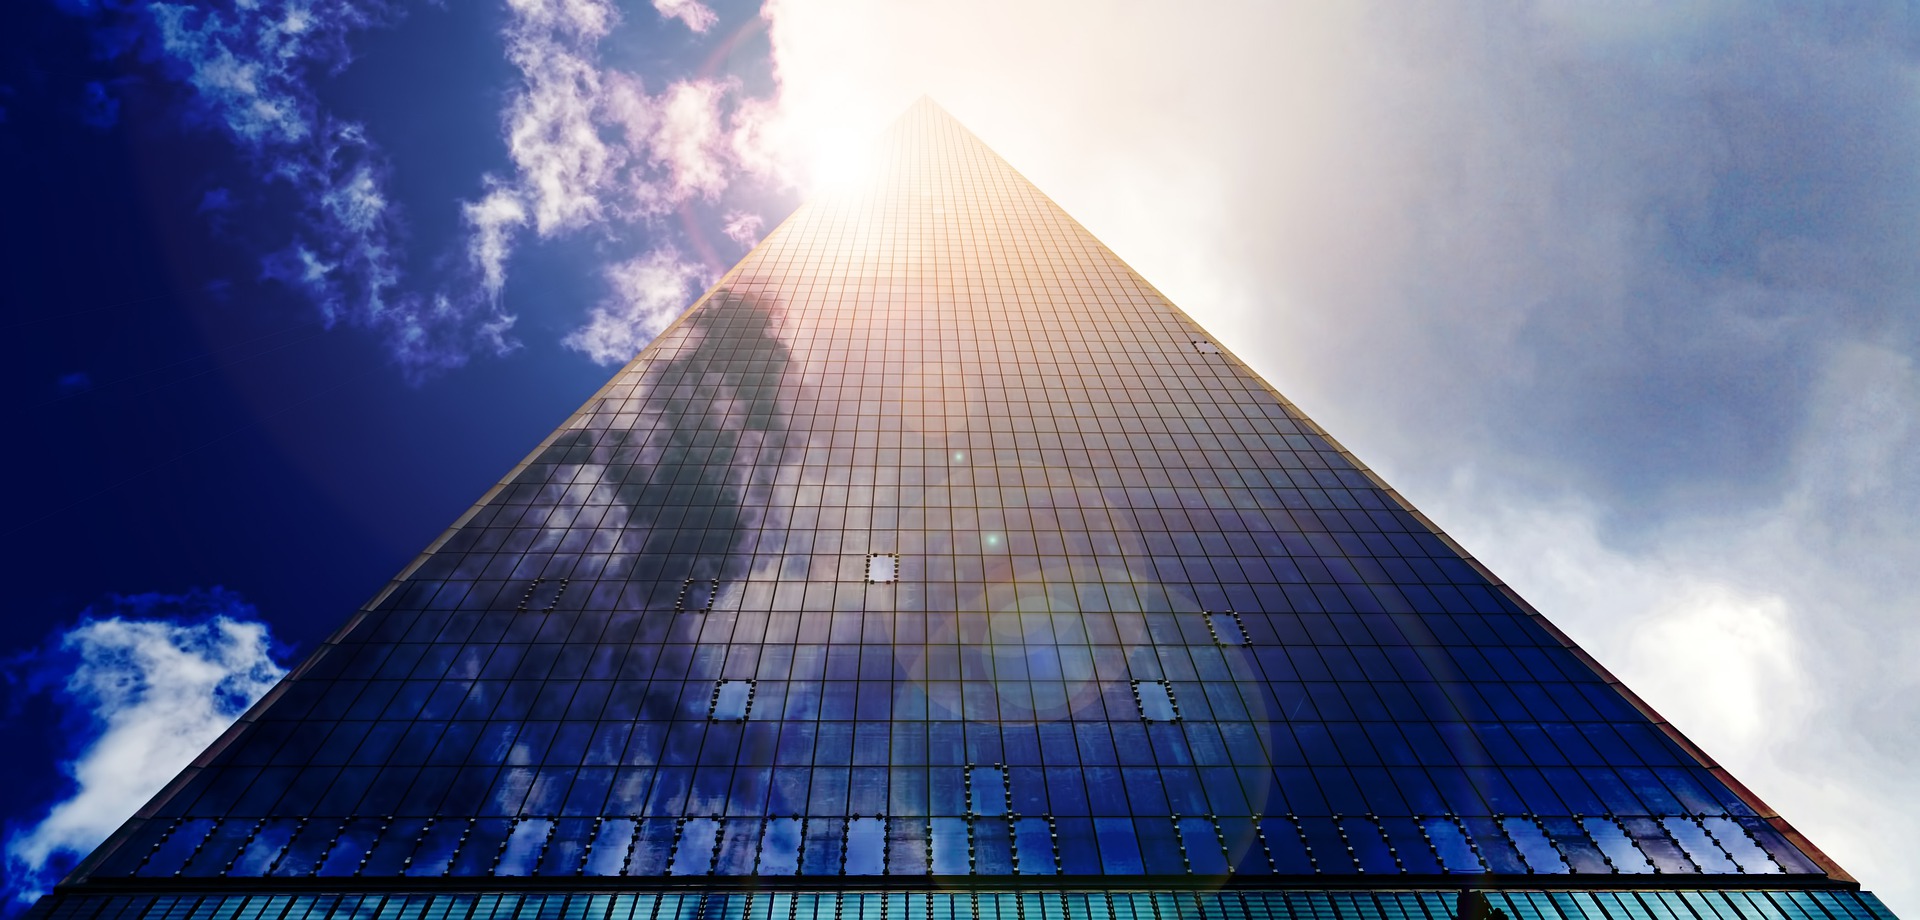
top-left (462, 0), bottom-right (786, 359)
top-left (564, 245), bottom-right (707, 364)
top-left (721, 209), bottom-right (764, 248)
top-left (650, 79), bottom-right (731, 199)
top-left (64, 0), bottom-right (784, 373)
top-left (462, 181), bottom-right (531, 306)
top-left (63, 1), bottom-right (517, 377)
top-left (652, 0), bottom-right (718, 34)
top-left (2, 589), bottom-right (286, 909)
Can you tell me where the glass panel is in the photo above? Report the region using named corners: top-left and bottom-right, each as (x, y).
top-left (711, 680), bottom-right (753, 721)
top-left (843, 816), bottom-right (885, 875)
top-left (583, 817), bottom-right (636, 875)
top-left (1206, 612), bottom-right (1247, 646)
top-left (1135, 681), bottom-right (1178, 722)
top-left (757, 817), bottom-right (801, 876)
top-left (1584, 817), bottom-right (1655, 874)
top-left (1504, 817), bottom-right (1569, 874)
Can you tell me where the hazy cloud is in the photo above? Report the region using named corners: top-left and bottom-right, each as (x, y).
top-left (652, 0), bottom-right (718, 34)
top-left (651, 79), bottom-right (730, 200)
top-left (2, 589), bottom-right (286, 909)
top-left (463, 183), bottom-right (531, 304)
top-left (721, 210), bottom-right (764, 248)
top-left (564, 246), bottom-right (706, 364)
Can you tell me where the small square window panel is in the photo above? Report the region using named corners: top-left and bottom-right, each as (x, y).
top-left (1207, 612), bottom-right (1248, 646)
top-left (867, 554), bottom-right (899, 583)
top-left (968, 765), bottom-right (1008, 816)
top-left (711, 680), bottom-right (754, 721)
top-left (517, 578), bottom-right (568, 612)
top-left (679, 578), bottom-right (718, 612)
top-left (1193, 340), bottom-right (1219, 354)
top-left (1135, 680), bottom-right (1178, 722)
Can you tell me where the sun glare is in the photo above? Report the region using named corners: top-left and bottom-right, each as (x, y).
top-left (806, 128), bottom-right (877, 194)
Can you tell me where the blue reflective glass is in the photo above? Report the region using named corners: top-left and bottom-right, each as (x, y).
top-left (54, 100), bottom-right (1847, 901)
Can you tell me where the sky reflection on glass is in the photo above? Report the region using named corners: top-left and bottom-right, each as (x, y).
top-left (70, 101), bottom-right (1832, 884)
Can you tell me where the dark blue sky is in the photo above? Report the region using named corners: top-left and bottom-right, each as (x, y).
top-left (1, 0), bottom-right (792, 898)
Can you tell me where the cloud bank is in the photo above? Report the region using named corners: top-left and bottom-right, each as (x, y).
top-left (3, 589), bottom-right (287, 909)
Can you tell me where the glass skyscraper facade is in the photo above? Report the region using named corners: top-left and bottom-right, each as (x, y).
top-left (30, 101), bottom-right (1896, 920)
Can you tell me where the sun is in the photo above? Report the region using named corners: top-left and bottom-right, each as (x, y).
top-left (804, 126), bottom-right (878, 194)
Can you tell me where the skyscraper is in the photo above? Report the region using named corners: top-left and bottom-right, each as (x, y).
top-left (30, 100), bottom-right (1896, 920)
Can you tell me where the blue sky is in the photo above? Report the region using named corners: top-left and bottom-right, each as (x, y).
top-left (2, 0), bottom-right (1916, 913)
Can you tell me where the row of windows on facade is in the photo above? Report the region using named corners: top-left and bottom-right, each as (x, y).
top-left (489, 472), bottom-right (1389, 511)
top-left (404, 545), bottom-right (1498, 604)
top-left (209, 730), bottom-right (1721, 824)
top-left (511, 438), bottom-right (1338, 474)
top-left (391, 579), bottom-right (1507, 626)
top-left (158, 759), bottom-right (1762, 841)
top-left (552, 384), bottom-right (1288, 420)
top-left (98, 809), bottom-right (1810, 880)
top-left (207, 742), bottom-right (1718, 833)
top-left (185, 727), bottom-right (1749, 815)
top-left (476, 504), bottom-right (1387, 538)
top-left (31, 889), bottom-right (1886, 920)
top-left (401, 558), bottom-right (1512, 610)
top-left (319, 618), bottom-right (1590, 692)
top-left (623, 356), bottom-right (1231, 385)
top-left (221, 698), bottom-right (1703, 773)
top-left (191, 676), bottom-right (1736, 775)
top-left (617, 335), bottom-right (1241, 361)
top-left (347, 604), bottom-right (1559, 659)
top-left (250, 623), bottom-right (1674, 712)
top-left (281, 662), bottom-right (1652, 732)
top-left (430, 530), bottom-right (1454, 580)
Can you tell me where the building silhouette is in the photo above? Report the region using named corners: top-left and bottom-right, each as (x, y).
top-left (30, 100), bottom-right (1897, 920)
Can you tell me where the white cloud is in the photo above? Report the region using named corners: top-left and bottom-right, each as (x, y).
top-left (725, 94), bottom-right (797, 187)
top-left (3, 592), bottom-right (287, 908)
top-left (651, 80), bottom-right (731, 200)
top-left (564, 246), bottom-right (707, 364)
top-left (463, 183), bottom-right (531, 304)
top-left (500, 0), bottom-right (621, 235)
top-left (461, 0), bottom-right (781, 354)
top-left (652, 0), bottom-right (718, 34)
top-left (721, 210), bottom-right (764, 248)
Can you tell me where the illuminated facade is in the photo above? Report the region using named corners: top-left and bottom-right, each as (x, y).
top-left (32, 100), bottom-right (1896, 920)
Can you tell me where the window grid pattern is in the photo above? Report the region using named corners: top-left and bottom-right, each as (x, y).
top-left (21, 890), bottom-right (1898, 920)
top-left (69, 100), bottom-right (1830, 884)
